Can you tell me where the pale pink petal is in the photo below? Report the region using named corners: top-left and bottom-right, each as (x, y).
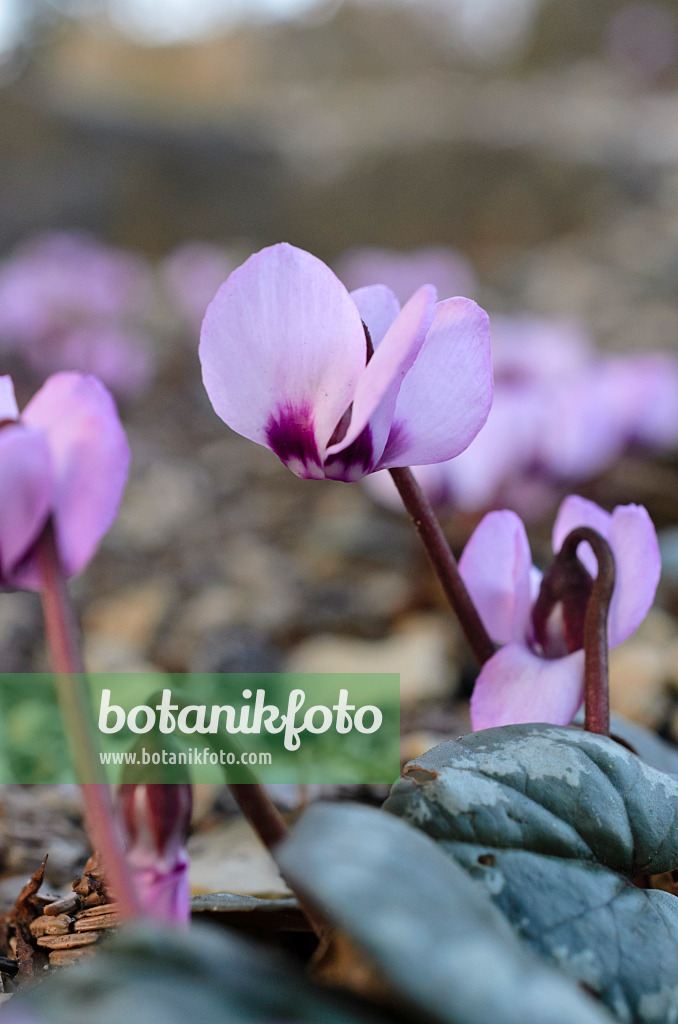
top-left (489, 316), bottom-right (592, 385)
top-left (623, 353), bottom-right (678, 447)
top-left (552, 495), bottom-right (660, 647)
top-left (327, 285), bottom-right (436, 464)
top-left (537, 369), bottom-right (628, 481)
top-left (0, 425), bottom-right (52, 586)
top-left (349, 285), bottom-right (400, 346)
top-left (470, 645), bottom-right (585, 729)
top-left (18, 373), bottom-right (130, 583)
top-left (552, 495), bottom-right (611, 576)
top-left (458, 510), bottom-right (534, 645)
top-left (441, 386), bottom-right (543, 512)
top-left (200, 244), bottom-right (366, 477)
top-left (376, 298), bottom-right (492, 469)
top-left (0, 377), bottom-right (19, 420)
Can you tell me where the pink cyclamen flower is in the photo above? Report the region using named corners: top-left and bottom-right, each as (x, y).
top-left (0, 372), bottom-right (130, 590)
top-left (0, 232), bottom-right (156, 400)
top-left (160, 240), bottom-right (236, 332)
top-left (119, 783), bottom-right (192, 924)
top-left (200, 243), bottom-right (492, 482)
top-left (458, 495), bottom-right (661, 729)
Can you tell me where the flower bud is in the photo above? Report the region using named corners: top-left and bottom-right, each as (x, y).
top-left (118, 784), bottom-right (192, 925)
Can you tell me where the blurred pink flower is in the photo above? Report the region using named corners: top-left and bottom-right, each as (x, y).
top-left (489, 315), bottom-right (592, 384)
top-left (0, 232), bottom-right (156, 400)
top-left (200, 243), bottom-right (492, 482)
top-left (365, 313), bottom-right (678, 518)
top-left (0, 372), bottom-right (130, 591)
top-left (335, 245), bottom-right (478, 304)
top-left (160, 241), bottom-right (235, 334)
top-left (458, 495), bottom-right (660, 730)
top-left (119, 783), bottom-right (192, 925)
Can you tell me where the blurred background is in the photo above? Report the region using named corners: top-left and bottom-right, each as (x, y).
top-left (5, 0), bottom-right (678, 900)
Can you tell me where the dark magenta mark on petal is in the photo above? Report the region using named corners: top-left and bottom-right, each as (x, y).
top-left (325, 424), bottom-right (375, 481)
top-left (265, 403), bottom-right (323, 475)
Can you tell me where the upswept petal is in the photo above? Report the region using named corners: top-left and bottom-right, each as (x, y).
top-left (200, 244), bottom-right (367, 474)
top-left (349, 285), bottom-right (400, 346)
top-left (0, 426), bottom-right (52, 586)
top-left (17, 373), bottom-right (130, 585)
top-left (458, 510), bottom-right (534, 645)
top-left (552, 495), bottom-right (660, 648)
top-left (376, 297), bottom-right (492, 469)
top-left (470, 644), bottom-right (585, 730)
top-left (327, 284), bottom-right (436, 466)
top-left (552, 495), bottom-right (610, 577)
top-left (0, 377), bottom-right (19, 420)
top-left (604, 504), bottom-right (661, 646)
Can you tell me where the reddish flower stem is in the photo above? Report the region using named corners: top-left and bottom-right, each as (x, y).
top-left (37, 520), bottom-right (140, 919)
top-left (228, 781), bottom-right (328, 938)
top-left (388, 467), bottom-right (495, 666)
top-left (228, 784), bottom-right (288, 849)
top-left (556, 527), bottom-right (615, 736)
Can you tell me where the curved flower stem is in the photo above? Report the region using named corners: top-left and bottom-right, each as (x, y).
top-left (388, 467), bottom-right (495, 666)
top-left (37, 520), bottom-right (140, 919)
top-left (228, 783), bottom-right (288, 850)
top-left (557, 527), bottom-right (616, 736)
top-left (228, 782), bottom-right (328, 939)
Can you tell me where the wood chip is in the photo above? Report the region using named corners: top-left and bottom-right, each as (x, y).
top-left (74, 915), bottom-right (118, 932)
top-left (49, 947), bottom-right (97, 967)
top-left (29, 915), bottom-right (73, 938)
top-left (83, 892), bottom-right (106, 908)
top-left (44, 895), bottom-right (80, 918)
top-left (76, 903), bottom-right (119, 919)
top-left (36, 932), bottom-right (100, 951)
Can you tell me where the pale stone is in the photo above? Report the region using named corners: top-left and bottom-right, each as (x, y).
top-left (609, 640), bottom-right (670, 728)
top-left (188, 817), bottom-right (291, 898)
top-left (82, 582), bottom-right (174, 652)
top-left (286, 614), bottom-right (456, 703)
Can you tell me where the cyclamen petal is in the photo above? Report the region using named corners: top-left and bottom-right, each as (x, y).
top-left (377, 297), bottom-right (493, 470)
top-left (471, 645), bottom-right (585, 730)
top-left (0, 426), bottom-right (52, 583)
top-left (326, 285), bottom-right (436, 468)
top-left (200, 244), bottom-right (366, 478)
top-left (200, 244), bottom-right (492, 482)
top-left (0, 376), bottom-right (19, 420)
top-left (458, 510), bottom-right (534, 646)
top-left (349, 284), bottom-right (401, 346)
top-left (0, 372), bottom-right (129, 591)
top-left (15, 374), bottom-right (130, 588)
top-left (119, 783), bottom-right (192, 925)
top-left (463, 495), bottom-right (659, 730)
top-left (552, 495), bottom-right (661, 648)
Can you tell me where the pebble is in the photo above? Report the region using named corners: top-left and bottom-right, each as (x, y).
top-left (286, 614), bottom-right (457, 704)
top-left (82, 581), bottom-right (175, 653)
top-left (188, 817), bottom-right (291, 897)
top-left (113, 459), bottom-right (212, 552)
top-left (609, 639), bottom-right (671, 728)
top-left (190, 624), bottom-right (285, 674)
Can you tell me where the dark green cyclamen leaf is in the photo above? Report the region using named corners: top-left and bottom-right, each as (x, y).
top-left (4, 922), bottom-right (389, 1024)
top-left (383, 724), bottom-right (678, 1024)
top-left (572, 709), bottom-right (678, 776)
top-left (276, 801), bottom-right (614, 1024)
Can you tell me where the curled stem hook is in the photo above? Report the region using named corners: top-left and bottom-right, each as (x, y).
top-left (554, 527), bottom-right (616, 736)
